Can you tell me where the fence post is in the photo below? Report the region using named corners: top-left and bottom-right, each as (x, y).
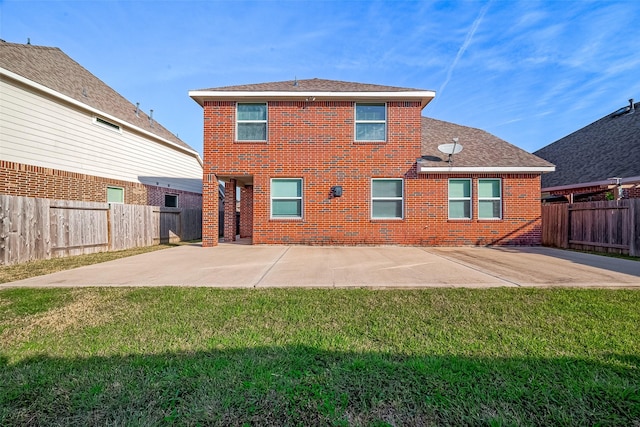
top-left (630, 199), bottom-right (638, 257)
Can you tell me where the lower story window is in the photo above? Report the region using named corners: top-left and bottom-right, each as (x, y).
top-left (478, 179), bottom-right (502, 219)
top-left (107, 186), bottom-right (124, 204)
top-left (372, 178), bottom-right (403, 219)
top-left (164, 194), bottom-right (178, 208)
top-left (271, 178), bottom-right (302, 218)
top-left (449, 179), bottom-right (471, 219)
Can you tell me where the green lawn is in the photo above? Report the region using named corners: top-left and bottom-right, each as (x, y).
top-left (1, 287), bottom-right (638, 426)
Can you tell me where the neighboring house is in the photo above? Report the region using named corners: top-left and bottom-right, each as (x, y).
top-left (534, 99), bottom-right (640, 202)
top-left (0, 41), bottom-right (203, 208)
top-left (189, 78), bottom-right (554, 247)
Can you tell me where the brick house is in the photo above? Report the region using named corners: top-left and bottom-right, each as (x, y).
top-left (190, 78), bottom-right (554, 246)
top-left (0, 41), bottom-right (203, 207)
top-left (534, 99), bottom-right (640, 203)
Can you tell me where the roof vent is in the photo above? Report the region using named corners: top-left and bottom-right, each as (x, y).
top-left (611, 98), bottom-right (636, 118)
top-left (149, 109), bottom-right (154, 127)
top-left (293, 77), bottom-right (298, 87)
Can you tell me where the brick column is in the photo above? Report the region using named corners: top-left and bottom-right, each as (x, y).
top-left (240, 185), bottom-right (253, 238)
top-left (223, 179), bottom-right (237, 242)
top-left (202, 173), bottom-right (219, 247)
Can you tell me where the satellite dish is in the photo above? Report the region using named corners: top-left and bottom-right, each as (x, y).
top-left (438, 138), bottom-right (463, 163)
top-left (437, 143), bottom-right (463, 155)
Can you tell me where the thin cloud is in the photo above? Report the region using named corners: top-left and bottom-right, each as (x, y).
top-left (437, 1), bottom-right (492, 99)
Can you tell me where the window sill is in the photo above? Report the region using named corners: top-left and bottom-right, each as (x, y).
top-left (354, 140), bottom-right (387, 145)
top-left (235, 140), bottom-right (268, 144)
top-left (270, 217), bottom-right (303, 222)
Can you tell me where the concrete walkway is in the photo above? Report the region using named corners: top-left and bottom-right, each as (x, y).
top-left (2, 244), bottom-right (639, 289)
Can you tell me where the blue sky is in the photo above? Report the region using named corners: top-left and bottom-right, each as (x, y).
top-left (2, 0), bottom-right (639, 156)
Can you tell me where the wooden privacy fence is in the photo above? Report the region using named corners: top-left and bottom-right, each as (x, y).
top-left (542, 199), bottom-right (639, 256)
top-left (0, 195), bottom-right (202, 266)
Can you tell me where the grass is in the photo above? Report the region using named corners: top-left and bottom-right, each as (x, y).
top-left (0, 244), bottom-right (180, 284)
top-left (1, 287), bottom-right (638, 425)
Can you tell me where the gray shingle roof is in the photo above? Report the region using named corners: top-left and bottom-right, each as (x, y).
top-left (420, 117), bottom-right (554, 168)
top-left (534, 101), bottom-right (640, 188)
top-left (196, 78), bottom-right (431, 93)
top-left (0, 41), bottom-right (196, 153)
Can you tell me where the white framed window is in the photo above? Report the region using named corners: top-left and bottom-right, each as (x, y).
top-left (478, 179), bottom-right (502, 219)
top-left (94, 116), bottom-right (121, 133)
top-left (371, 178), bottom-right (403, 219)
top-left (164, 194), bottom-right (179, 208)
top-left (355, 103), bottom-right (386, 141)
top-left (448, 179), bottom-right (471, 219)
top-left (271, 178), bottom-right (302, 218)
top-left (107, 186), bottom-right (124, 204)
top-left (237, 103), bottom-right (267, 141)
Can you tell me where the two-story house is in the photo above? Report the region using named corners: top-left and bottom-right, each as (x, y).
top-left (190, 78), bottom-right (554, 247)
top-left (1, 41), bottom-right (203, 208)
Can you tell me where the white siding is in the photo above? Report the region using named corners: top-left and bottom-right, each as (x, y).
top-left (0, 79), bottom-right (202, 194)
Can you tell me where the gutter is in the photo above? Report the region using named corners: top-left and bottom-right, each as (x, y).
top-left (418, 165), bottom-right (556, 174)
top-left (189, 89), bottom-right (436, 109)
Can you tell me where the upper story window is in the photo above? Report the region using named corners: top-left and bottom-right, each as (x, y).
top-left (355, 103), bottom-right (386, 142)
top-left (237, 103), bottom-right (267, 141)
top-left (371, 178), bottom-right (403, 219)
top-left (448, 179), bottom-right (471, 219)
top-left (478, 179), bottom-right (502, 219)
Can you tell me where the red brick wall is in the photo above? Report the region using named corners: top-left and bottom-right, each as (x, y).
top-left (240, 185), bottom-right (253, 238)
top-left (202, 100), bottom-right (543, 246)
top-left (202, 173), bottom-right (219, 247)
top-left (1, 160), bottom-right (202, 208)
top-left (223, 179), bottom-right (237, 241)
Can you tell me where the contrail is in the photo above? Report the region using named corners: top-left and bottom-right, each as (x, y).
top-left (437, 1), bottom-right (491, 99)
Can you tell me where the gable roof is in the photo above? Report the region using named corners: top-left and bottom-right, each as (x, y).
top-left (190, 78), bottom-right (435, 108)
top-left (418, 117), bottom-right (555, 173)
top-left (0, 41), bottom-right (199, 156)
top-left (534, 100), bottom-right (640, 189)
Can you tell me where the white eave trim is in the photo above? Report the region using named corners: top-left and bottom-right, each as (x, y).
top-left (2, 67), bottom-right (203, 166)
top-left (189, 89), bottom-right (436, 109)
top-left (542, 175), bottom-right (640, 192)
top-left (418, 165), bottom-right (556, 174)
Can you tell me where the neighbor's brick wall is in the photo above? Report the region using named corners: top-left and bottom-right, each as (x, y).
top-left (146, 185), bottom-right (202, 208)
top-left (0, 160), bottom-right (147, 204)
top-left (202, 100), bottom-right (543, 246)
top-left (0, 160), bottom-right (202, 208)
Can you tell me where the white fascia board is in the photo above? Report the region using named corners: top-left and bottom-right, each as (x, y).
top-left (2, 67), bottom-right (203, 166)
top-left (418, 165), bottom-right (556, 174)
top-left (542, 175), bottom-right (640, 192)
top-left (189, 90), bottom-right (436, 108)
